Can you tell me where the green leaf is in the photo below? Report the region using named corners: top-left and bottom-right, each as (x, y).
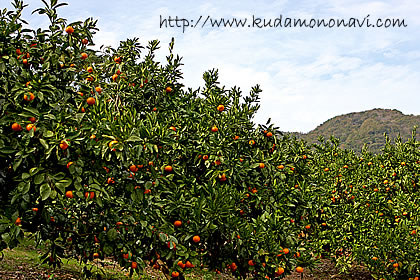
top-left (250, 163), bottom-right (260, 169)
top-left (29, 167), bottom-right (40, 176)
top-left (34, 174), bottom-right (45, 185)
top-left (103, 243), bottom-right (113, 255)
top-left (40, 139), bottom-right (49, 150)
top-left (40, 184), bottom-right (51, 201)
top-left (22, 107), bottom-right (39, 117)
top-left (13, 158), bottom-right (22, 171)
top-left (107, 228), bottom-right (118, 241)
top-left (56, 179), bottom-right (72, 194)
top-left (76, 113), bottom-right (85, 124)
top-left (43, 131), bottom-right (54, 138)
top-left (52, 172), bottom-right (65, 181)
top-left (126, 135), bottom-right (142, 142)
top-left (22, 173), bottom-right (30, 180)
top-left (21, 182), bottom-right (30, 195)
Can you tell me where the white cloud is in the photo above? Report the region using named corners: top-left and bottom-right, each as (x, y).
top-left (6, 0), bottom-right (420, 133)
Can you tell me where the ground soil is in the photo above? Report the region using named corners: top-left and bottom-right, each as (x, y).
top-left (0, 245), bottom-right (374, 280)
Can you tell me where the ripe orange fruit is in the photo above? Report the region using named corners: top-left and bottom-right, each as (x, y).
top-left (305, 224), bottom-right (311, 229)
top-left (65, 190), bottom-right (73, 199)
top-left (66, 162), bottom-right (74, 169)
top-left (28, 117), bottom-right (36, 123)
top-left (169, 126), bottom-right (176, 131)
top-left (93, 252), bottom-right (99, 259)
top-left (177, 260), bottom-right (185, 268)
top-left (11, 123), bottom-right (22, 131)
top-left (202, 155), bottom-right (209, 160)
top-left (84, 192), bottom-right (94, 199)
top-left (277, 165), bottom-right (284, 170)
top-left (32, 208), bottom-right (38, 212)
top-left (275, 267), bottom-right (285, 276)
top-left (131, 261), bottom-right (137, 269)
top-left (112, 74), bottom-right (118, 81)
top-left (81, 52), bottom-right (88, 59)
top-left (26, 124), bottom-right (36, 132)
top-left (164, 165), bottom-right (173, 172)
top-left (166, 86), bottom-right (172, 93)
top-left (95, 86), bottom-right (102, 93)
top-left (219, 173), bottom-right (227, 182)
top-left (393, 263), bottom-right (399, 268)
top-left (296, 266), bottom-right (304, 273)
top-left (211, 125), bottom-right (218, 132)
top-left (230, 262), bottom-right (237, 271)
top-left (192, 235), bottom-right (200, 243)
top-left (174, 220), bottom-right (182, 227)
top-left (22, 58), bottom-right (28, 65)
top-left (185, 261), bottom-right (194, 268)
top-left (87, 66), bottom-right (93, 73)
top-left (249, 140), bottom-right (255, 145)
top-left (65, 26), bottom-right (74, 34)
top-left (114, 56), bottom-right (122, 63)
top-left (283, 248), bottom-right (289, 254)
top-left (60, 141), bottom-right (68, 150)
top-left (107, 177), bottom-right (115, 184)
top-left (171, 271), bottom-right (179, 277)
top-left (217, 104), bottom-right (224, 112)
top-left (266, 131), bottom-right (273, 137)
top-left (324, 167), bottom-right (329, 172)
top-left (233, 135), bottom-right (239, 140)
top-left (129, 165), bottom-right (138, 173)
top-left (81, 38), bottom-right (88, 44)
top-left (24, 92), bottom-right (35, 101)
top-left (86, 97), bottom-right (95, 105)
top-left (259, 163), bottom-right (265, 169)
top-left (248, 260), bottom-right (255, 266)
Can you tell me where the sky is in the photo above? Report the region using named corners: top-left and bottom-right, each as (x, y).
top-left (4, 0), bottom-right (420, 132)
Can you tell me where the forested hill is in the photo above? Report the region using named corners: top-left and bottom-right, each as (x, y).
top-left (291, 108), bottom-right (420, 153)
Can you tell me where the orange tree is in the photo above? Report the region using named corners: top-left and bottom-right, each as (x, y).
top-left (306, 135), bottom-right (420, 279)
top-left (0, 1), bottom-right (319, 279)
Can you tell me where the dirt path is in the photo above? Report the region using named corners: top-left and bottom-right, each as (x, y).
top-left (284, 259), bottom-right (373, 280)
top-left (0, 245), bottom-right (374, 280)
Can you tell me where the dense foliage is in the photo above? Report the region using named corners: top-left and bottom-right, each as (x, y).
top-left (1, 1), bottom-right (419, 280)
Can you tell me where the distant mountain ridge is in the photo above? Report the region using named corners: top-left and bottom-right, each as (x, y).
top-left (290, 108), bottom-right (420, 153)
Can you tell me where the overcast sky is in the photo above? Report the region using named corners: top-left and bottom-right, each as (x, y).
top-left (5, 0), bottom-right (420, 132)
